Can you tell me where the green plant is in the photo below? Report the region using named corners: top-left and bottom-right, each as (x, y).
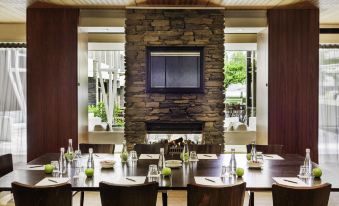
top-left (224, 52), bottom-right (247, 89)
top-left (88, 102), bottom-right (125, 127)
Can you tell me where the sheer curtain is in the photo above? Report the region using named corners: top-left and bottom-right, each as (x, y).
top-left (319, 45), bottom-right (339, 160)
top-left (0, 47), bottom-right (27, 163)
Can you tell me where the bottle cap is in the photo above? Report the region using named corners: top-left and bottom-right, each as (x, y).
top-left (89, 148), bottom-right (93, 153)
top-left (60, 147), bottom-right (65, 152)
top-left (306, 148), bottom-right (310, 153)
top-left (160, 148), bottom-right (164, 153)
top-left (68, 139), bottom-right (72, 143)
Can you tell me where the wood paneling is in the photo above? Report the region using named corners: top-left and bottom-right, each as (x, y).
top-left (27, 6), bottom-right (79, 161)
top-left (268, 8), bottom-right (319, 162)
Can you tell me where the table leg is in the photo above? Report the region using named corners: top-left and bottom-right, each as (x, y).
top-left (80, 191), bottom-right (84, 206)
top-left (248, 191), bottom-right (254, 206)
top-left (162, 191), bottom-right (168, 206)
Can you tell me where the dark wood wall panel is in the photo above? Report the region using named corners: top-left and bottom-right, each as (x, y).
top-left (27, 7), bottom-right (79, 161)
top-left (268, 9), bottom-right (319, 162)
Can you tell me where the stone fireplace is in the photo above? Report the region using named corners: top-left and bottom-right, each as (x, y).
top-left (124, 9), bottom-right (225, 149)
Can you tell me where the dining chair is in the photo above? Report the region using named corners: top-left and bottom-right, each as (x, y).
top-left (99, 182), bottom-right (158, 206)
top-left (133, 143), bottom-right (168, 155)
top-left (187, 182), bottom-right (246, 206)
top-left (79, 143), bottom-right (115, 154)
top-left (11, 182), bottom-right (72, 206)
top-left (188, 144), bottom-right (223, 154)
top-left (246, 144), bottom-right (284, 154)
top-left (0, 154), bottom-right (14, 206)
top-left (272, 183), bottom-right (331, 206)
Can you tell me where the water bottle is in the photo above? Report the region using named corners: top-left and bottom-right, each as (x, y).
top-left (66, 139), bottom-right (74, 162)
top-left (87, 148), bottom-right (94, 169)
top-left (181, 142), bottom-right (189, 162)
top-left (158, 148), bottom-right (166, 170)
top-left (229, 148), bottom-right (237, 175)
top-left (59, 147), bottom-right (67, 174)
top-left (250, 141), bottom-right (257, 161)
top-left (304, 148), bottom-right (312, 177)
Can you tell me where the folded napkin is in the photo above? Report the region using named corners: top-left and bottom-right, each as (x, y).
top-left (139, 154), bottom-right (160, 160)
top-left (197, 154), bottom-right (218, 160)
top-left (16, 165), bottom-right (45, 171)
top-left (35, 178), bottom-right (70, 186)
top-left (194, 177), bottom-right (224, 186)
top-left (263, 154), bottom-right (284, 160)
top-left (109, 176), bottom-right (146, 185)
top-left (273, 177), bottom-right (309, 187)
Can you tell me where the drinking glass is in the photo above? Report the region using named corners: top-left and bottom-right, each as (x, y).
top-left (221, 165), bottom-right (231, 178)
top-left (130, 151), bottom-right (138, 162)
top-left (51, 161), bottom-right (59, 176)
top-left (256, 152), bottom-right (264, 162)
top-left (299, 165), bottom-right (308, 178)
top-left (148, 164), bottom-right (159, 177)
top-left (189, 151), bottom-right (198, 162)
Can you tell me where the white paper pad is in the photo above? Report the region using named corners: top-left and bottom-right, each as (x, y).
top-left (16, 165), bottom-right (45, 171)
top-left (273, 177), bottom-right (309, 187)
top-left (263, 154), bottom-right (284, 160)
top-left (35, 178), bottom-right (70, 186)
top-left (194, 177), bottom-right (224, 186)
top-left (139, 154), bottom-right (160, 159)
top-left (197, 154), bottom-right (218, 160)
top-left (110, 176), bottom-right (146, 185)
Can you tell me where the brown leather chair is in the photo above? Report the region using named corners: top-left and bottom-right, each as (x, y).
top-left (187, 182), bottom-right (246, 206)
top-left (79, 143), bottom-right (115, 154)
top-left (272, 183), bottom-right (331, 206)
top-left (11, 182), bottom-right (72, 206)
top-left (99, 181), bottom-right (158, 206)
top-left (189, 144), bottom-right (223, 154)
top-left (246, 144), bottom-right (284, 155)
top-left (0, 154), bottom-right (13, 178)
top-left (133, 143), bottom-right (168, 155)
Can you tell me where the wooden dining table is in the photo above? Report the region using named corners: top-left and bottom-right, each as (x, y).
top-left (0, 153), bottom-right (338, 206)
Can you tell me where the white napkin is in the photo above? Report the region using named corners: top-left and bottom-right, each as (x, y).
top-left (16, 165), bottom-right (45, 171)
top-left (197, 154), bottom-right (218, 160)
top-left (263, 154), bottom-right (284, 160)
top-left (109, 176), bottom-right (146, 185)
top-left (273, 177), bottom-right (309, 187)
top-left (139, 154), bottom-right (160, 160)
top-left (35, 178), bottom-right (70, 186)
top-left (194, 177), bottom-right (224, 186)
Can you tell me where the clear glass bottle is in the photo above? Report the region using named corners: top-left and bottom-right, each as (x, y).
top-left (304, 148), bottom-right (312, 177)
top-left (158, 148), bottom-right (166, 170)
top-left (120, 140), bottom-right (128, 162)
top-left (250, 141), bottom-right (257, 161)
top-left (59, 147), bottom-right (67, 174)
top-left (229, 148), bottom-right (237, 175)
top-left (181, 142), bottom-right (189, 162)
top-left (87, 148), bottom-right (94, 169)
top-left (66, 139), bottom-right (74, 162)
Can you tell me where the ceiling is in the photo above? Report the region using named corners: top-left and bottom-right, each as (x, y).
top-left (1, 0), bottom-right (339, 24)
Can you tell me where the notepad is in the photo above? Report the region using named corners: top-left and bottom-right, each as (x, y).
top-left (35, 178), bottom-right (70, 186)
top-left (273, 177), bottom-right (309, 187)
top-left (139, 154), bottom-right (160, 159)
top-left (263, 154), bottom-right (284, 160)
top-left (197, 154), bottom-right (218, 160)
top-left (109, 176), bottom-right (146, 185)
top-left (194, 177), bottom-right (224, 186)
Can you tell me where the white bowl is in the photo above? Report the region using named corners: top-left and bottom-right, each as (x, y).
top-left (247, 160), bottom-right (263, 169)
top-left (100, 160), bottom-right (116, 169)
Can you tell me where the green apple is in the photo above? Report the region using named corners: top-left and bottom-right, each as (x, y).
top-left (85, 168), bottom-right (94, 177)
top-left (44, 164), bottom-right (54, 174)
top-left (236, 168), bottom-right (244, 177)
top-left (180, 152), bottom-right (189, 162)
top-left (246, 153), bottom-right (251, 161)
top-left (312, 167), bottom-right (322, 178)
top-left (162, 167), bottom-right (172, 176)
top-left (120, 152), bottom-right (129, 162)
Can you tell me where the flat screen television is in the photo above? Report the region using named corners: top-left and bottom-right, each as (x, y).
top-left (146, 46), bottom-right (204, 93)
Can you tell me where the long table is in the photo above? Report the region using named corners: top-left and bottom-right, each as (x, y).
top-left (0, 154), bottom-right (338, 205)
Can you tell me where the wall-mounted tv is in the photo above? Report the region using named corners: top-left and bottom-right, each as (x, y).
top-left (147, 46), bottom-right (204, 93)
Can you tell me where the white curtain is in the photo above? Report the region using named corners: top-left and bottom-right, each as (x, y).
top-left (0, 48), bottom-right (26, 163)
top-left (319, 45), bottom-right (339, 156)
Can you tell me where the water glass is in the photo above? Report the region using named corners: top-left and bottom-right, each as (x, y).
top-left (130, 151), bottom-right (138, 162)
top-left (51, 161), bottom-right (59, 176)
top-left (221, 165), bottom-right (231, 178)
top-left (189, 151), bottom-right (198, 162)
top-left (299, 165), bottom-right (308, 178)
top-left (148, 164), bottom-right (159, 177)
top-left (256, 152), bottom-right (263, 162)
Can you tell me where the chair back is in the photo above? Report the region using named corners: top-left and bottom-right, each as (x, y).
top-left (12, 182), bottom-right (72, 206)
top-left (189, 144), bottom-right (223, 154)
top-left (272, 183), bottom-right (331, 206)
top-left (187, 182), bottom-right (246, 206)
top-left (0, 154), bottom-right (13, 178)
top-left (246, 144), bottom-right (284, 154)
top-left (79, 144), bottom-right (115, 154)
top-left (133, 143), bottom-right (168, 154)
top-left (99, 182), bottom-right (158, 206)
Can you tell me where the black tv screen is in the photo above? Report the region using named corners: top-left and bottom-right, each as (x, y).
top-left (147, 46), bottom-right (204, 93)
